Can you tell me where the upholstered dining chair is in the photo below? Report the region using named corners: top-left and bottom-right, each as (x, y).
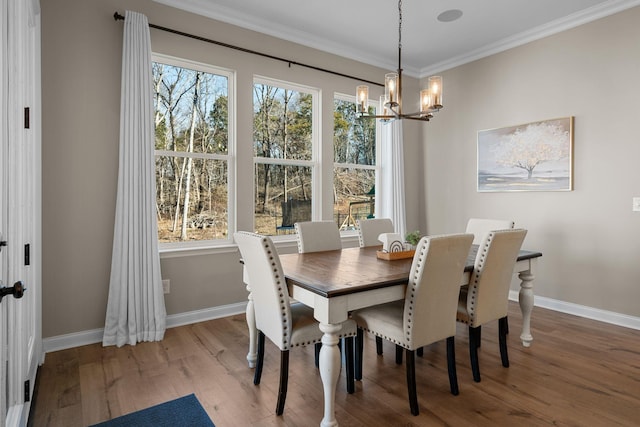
top-left (355, 217), bottom-right (395, 359)
top-left (234, 231), bottom-right (357, 415)
top-left (465, 218), bottom-right (515, 245)
top-left (351, 233), bottom-right (474, 416)
top-left (294, 220), bottom-right (355, 371)
top-left (456, 228), bottom-right (527, 383)
top-left (294, 220), bottom-right (342, 253)
top-left (356, 218), bottom-right (394, 247)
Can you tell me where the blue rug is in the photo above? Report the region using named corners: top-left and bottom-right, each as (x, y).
top-left (90, 393), bottom-right (214, 427)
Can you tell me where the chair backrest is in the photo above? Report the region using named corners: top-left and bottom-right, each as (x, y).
top-left (294, 220), bottom-right (342, 253)
top-left (356, 218), bottom-right (394, 247)
top-left (466, 229), bottom-right (527, 327)
top-left (234, 231), bottom-right (292, 350)
top-left (403, 233), bottom-right (474, 348)
top-left (465, 218), bottom-right (515, 245)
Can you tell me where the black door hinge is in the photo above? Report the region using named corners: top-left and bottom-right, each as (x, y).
top-left (24, 107), bottom-right (30, 129)
top-left (24, 379), bottom-right (30, 402)
top-left (24, 243), bottom-right (30, 266)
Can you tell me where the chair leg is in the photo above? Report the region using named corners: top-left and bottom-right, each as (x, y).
top-left (355, 328), bottom-right (363, 381)
top-left (477, 325), bottom-right (482, 348)
top-left (499, 317), bottom-right (510, 368)
top-left (446, 336), bottom-right (459, 396)
top-left (395, 344), bottom-right (403, 364)
top-left (417, 346), bottom-right (424, 357)
top-left (275, 350), bottom-right (289, 415)
top-left (314, 342), bottom-right (321, 368)
top-left (344, 336), bottom-right (355, 393)
top-left (405, 349), bottom-right (419, 416)
top-left (254, 331), bottom-right (265, 385)
top-left (469, 326), bottom-right (481, 382)
top-left (376, 336), bottom-right (383, 355)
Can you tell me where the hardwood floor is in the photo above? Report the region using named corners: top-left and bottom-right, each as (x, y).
top-left (31, 302), bottom-right (640, 426)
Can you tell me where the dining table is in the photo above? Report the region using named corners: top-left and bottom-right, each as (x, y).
top-left (243, 244), bottom-right (542, 427)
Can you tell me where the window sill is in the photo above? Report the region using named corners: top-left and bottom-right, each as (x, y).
top-left (158, 232), bottom-right (360, 259)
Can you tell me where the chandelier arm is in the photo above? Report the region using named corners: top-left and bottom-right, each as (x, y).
top-left (355, 0), bottom-right (443, 123)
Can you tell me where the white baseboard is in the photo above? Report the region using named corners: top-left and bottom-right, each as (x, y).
top-left (43, 295), bottom-right (639, 355)
top-left (508, 291), bottom-right (640, 330)
top-left (42, 301), bottom-right (247, 354)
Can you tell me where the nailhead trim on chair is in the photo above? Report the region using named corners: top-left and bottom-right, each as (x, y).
top-left (465, 232), bottom-right (493, 326)
top-left (359, 326), bottom-right (408, 348)
top-left (254, 233), bottom-right (356, 349)
top-left (404, 242), bottom-right (427, 344)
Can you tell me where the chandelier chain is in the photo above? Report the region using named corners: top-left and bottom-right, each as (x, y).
top-left (398, 0), bottom-right (402, 52)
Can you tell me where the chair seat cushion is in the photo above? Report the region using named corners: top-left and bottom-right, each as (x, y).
top-left (351, 300), bottom-right (407, 348)
top-left (289, 303), bottom-right (357, 348)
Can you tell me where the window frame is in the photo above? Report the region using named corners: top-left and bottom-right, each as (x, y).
top-left (252, 75), bottom-right (321, 238)
top-left (152, 53), bottom-right (237, 253)
top-left (333, 92), bottom-right (381, 234)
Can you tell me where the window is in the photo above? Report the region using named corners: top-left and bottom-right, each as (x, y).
top-left (152, 55), bottom-right (234, 245)
top-left (253, 78), bottom-right (318, 235)
top-left (333, 95), bottom-right (378, 230)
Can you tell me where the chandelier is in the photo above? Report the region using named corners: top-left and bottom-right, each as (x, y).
top-left (356, 0), bottom-right (443, 122)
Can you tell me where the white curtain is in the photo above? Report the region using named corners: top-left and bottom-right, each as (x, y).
top-left (103, 10), bottom-right (166, 347)
top-left (377, 120), bottom-right (407, 238)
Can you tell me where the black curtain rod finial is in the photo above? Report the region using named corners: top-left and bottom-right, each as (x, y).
top-left (114, 12), bottom-right (124, 21)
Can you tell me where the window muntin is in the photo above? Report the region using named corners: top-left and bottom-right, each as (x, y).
top-left (153, 55), bottom-right (234, 245)
top-left (253, 78), bottom-right (317, 235)
top-left (333, 96), bottom-right (378, 230)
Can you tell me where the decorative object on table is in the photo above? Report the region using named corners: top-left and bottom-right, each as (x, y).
top-left (378, 233), bottom-right (403, 252)
top-left (377, 232), bottom-right (415, 260)
top-left (404, 230), bottom-right (421, 248)
top-left (477, 116), bottom-right (573, 192)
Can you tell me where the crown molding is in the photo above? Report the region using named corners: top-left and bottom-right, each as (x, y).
top-left (152, 0), bottom-right (640, 78)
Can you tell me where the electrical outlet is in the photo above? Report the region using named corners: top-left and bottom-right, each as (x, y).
top-left (633, 197), bottom-right (640, 212)
top-left (162, 279), bottom-right (170, 294)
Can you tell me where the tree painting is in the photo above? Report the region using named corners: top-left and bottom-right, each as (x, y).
top-left (477, 117), bottom-right (573, 192)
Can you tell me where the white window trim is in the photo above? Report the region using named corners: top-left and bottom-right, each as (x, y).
top-left (252, 75), bottom-right (321, 234)
top-left (333, 92), bottom-right (381, 234)
top-left (152, 53), bottom-right (237, 253)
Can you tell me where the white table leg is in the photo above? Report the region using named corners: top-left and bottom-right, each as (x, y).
top-left (244, 267), bottom-right (257, 368)
top-left (319, 322), bottom-right (342, 427)
top-left (518, 270), bottom-right (534, 347)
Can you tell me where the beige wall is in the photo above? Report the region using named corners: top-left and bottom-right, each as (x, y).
top-left (40, 0), bottom-right (424, 338)
top-left (423, 8), bottom-right (640, 316)
top-left (41, 0), bottom-right (640, 340)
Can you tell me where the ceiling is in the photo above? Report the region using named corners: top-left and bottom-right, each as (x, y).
top-left (152, 0), bottom-right (640, 77)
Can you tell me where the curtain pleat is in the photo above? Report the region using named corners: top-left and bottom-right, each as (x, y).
top-left (103, 10), bottom-right (166, 347)
top-left (378, 120), bottom-right (407, 239)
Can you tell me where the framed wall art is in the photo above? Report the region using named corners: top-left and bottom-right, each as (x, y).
top-left (477, 116), bottom-right (573, 192)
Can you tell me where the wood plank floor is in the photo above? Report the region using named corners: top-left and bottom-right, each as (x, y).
top-left (31, 302), bottom-right (640, 426)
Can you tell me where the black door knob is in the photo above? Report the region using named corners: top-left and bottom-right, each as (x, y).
top-left (0, 281), bottom-right (25, 303)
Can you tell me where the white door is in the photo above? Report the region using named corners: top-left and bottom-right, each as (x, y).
top-left (1, 0), bottom-right (42, 426)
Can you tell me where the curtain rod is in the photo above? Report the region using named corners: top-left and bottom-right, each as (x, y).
top-left (113, 12), bottom-right (384, 87)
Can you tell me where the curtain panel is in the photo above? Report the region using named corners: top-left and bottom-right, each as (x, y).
top-left (103, 10), bottom-right (166, 347)
top-left (377, 120), bottom-right (407, 239)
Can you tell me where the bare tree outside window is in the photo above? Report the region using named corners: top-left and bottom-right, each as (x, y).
top-left (253, 81), bottom-right (314, 235)
top-left (153, 59), bottom-right (231, 242)
top-left (333, 98), bottom-right (378, 230)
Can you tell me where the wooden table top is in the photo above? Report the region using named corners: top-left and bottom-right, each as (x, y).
top-left (279, 245), bottom-right (542, 299)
